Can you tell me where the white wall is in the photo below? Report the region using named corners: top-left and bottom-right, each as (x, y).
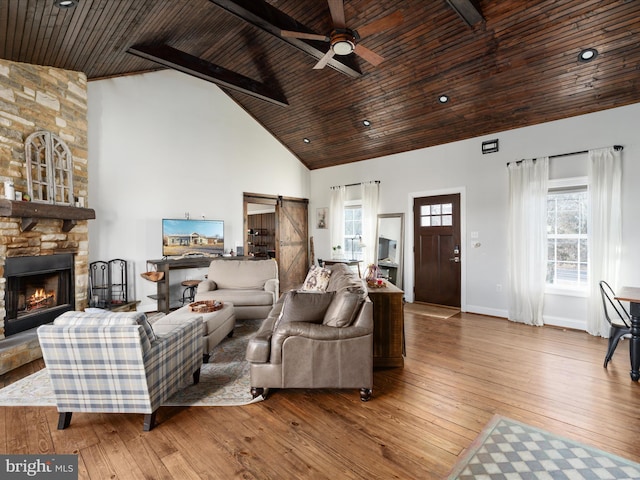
top-left (87, 70), bottom-right (309, 311)
top-left (86, 69), bottom-right (640, 328)
top-left (310, 103), bottom-right (640, 331)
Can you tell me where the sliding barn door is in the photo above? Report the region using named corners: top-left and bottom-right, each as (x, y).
top-left (244, 193), bottom-right (309, 294)
top-left (277, 197), bottom-right (309, 293)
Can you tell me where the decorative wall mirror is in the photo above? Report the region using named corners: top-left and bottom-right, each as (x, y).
top-left (25, 131), bottom-right (74, 205)
top-left (375, 213), bottom-right (404, 289)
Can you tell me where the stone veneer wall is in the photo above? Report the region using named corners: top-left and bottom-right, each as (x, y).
top-left (0, 59), bottom-right (89, 357)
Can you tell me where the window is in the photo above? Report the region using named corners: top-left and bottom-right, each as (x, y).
top-left (546, 183), bottom-right (588, 289)
top-left (344, 206), bottom-right (363, 260)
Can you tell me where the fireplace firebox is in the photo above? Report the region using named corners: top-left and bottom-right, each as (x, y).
top-left (4, 254), bottom-right (74, 336)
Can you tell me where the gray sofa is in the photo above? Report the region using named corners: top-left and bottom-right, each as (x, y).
top-left (195, 258), bottom-right (279, 320)
top-left (245, 263), bottom-right (373, 401)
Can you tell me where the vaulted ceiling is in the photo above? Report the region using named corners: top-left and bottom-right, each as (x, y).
top-left (1, 0), bottom-right (639, 170)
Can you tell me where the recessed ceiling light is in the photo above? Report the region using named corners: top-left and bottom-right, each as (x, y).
top-left (438, 95), bottom-right (449, 104)
top-left (362, 120), bottom-right (371, 127)
top-left (54, 0), bottom-right (78, 8)
top-left (578, 48), bottom-right (598, 62)
top-left (303, 138), bottom-right (311, 144)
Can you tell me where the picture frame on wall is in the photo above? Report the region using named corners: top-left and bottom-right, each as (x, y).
top-left (316, 207), bottom-right (328, 229)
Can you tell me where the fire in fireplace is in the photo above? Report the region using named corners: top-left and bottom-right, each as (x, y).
top-left (4, 254), bottom-right (74, 336)
top-left (24, 281), bottom-right (57, 313)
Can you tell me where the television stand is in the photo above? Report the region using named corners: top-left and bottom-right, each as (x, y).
top-left (147, 257), bottom-right (212, 313)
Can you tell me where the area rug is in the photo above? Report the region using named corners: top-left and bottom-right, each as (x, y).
top-left (0, 318), bottom-right (264, 407)
top-left (447, 415), bottom-right (640, 479)
top-left (405, 302), bottom-right (459, 319)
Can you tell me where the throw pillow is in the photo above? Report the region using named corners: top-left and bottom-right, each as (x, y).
top-left (274, 290), bottom-right (335, 330)
top-left (300, 265), bottom-right (332, 292)
top-left (323, 290), bottom-right (364, 327)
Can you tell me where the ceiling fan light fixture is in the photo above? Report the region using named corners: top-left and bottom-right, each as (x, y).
top-left (332, 40), bottom-right (354, 55)
top-left (330, 30), bottom-right (356, 56)
top-left (578, 48), bottom-right (598, 62)
top-left (54, 0), bottom-right (78, 8)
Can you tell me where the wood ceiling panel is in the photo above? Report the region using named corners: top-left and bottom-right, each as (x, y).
top-left (1, 0), bottom-right (639, 169)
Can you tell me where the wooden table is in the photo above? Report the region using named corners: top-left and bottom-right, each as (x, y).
top-left (614, 286), bottom-right (640, 381)
top-left (367, 282), bottom-right (404, 368)
top-left (147, 257), bottom-right (213, 313)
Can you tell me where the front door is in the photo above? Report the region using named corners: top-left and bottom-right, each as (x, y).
top-left (413, 194), bottom-right (461, 307)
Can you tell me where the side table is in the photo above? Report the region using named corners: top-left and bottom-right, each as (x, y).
top-left (367, 282), bottom-right (404, 368)
top-left (107, 300), bottom-right (140, 312)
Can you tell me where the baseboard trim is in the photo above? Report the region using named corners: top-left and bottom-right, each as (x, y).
top-left (465, 305), bottom-right (587, 332)
top-left (465, 305), bottom-right (507, 318)
top-left (542, 315), bottom-right (586, 332)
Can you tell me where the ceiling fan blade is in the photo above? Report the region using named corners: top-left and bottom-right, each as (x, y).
top-left (355, 11), bottom-right (404, 38)
top-left (280, 30), bottom-right (330, 42)
top-left (327, 0), bottom-right (346, 28)
top-left (354, 43), bottom-right (384, 66)
top-left (313, 48), bottom-right (336, 69)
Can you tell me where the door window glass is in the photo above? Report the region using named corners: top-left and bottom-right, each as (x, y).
top-left (420, 203), bottom-right (453, 227)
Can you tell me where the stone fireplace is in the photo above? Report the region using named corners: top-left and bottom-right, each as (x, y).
top-left (0, 59), bottom-right (91, 373)
top-left (0, 209), bottom-right (92, 373)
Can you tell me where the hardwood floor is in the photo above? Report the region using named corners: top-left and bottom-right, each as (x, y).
top-left (2, 305), bottom-right (639, 479)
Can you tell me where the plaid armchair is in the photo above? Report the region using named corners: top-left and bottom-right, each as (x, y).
top-left (37, 311), bottom-right (203, 431)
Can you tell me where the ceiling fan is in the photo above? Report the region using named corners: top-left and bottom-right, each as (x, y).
top-left (280, 0), bottom-right (403, 70)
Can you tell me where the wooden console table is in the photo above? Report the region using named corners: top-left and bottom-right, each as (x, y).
top-left (367, 282), bottom-right (404, 368)
top-left (147, 257), bottom-right (213, 313)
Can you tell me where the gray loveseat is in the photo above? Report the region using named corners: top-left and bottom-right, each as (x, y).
top-left (195, 258), bottom-right (279, 320)
top-left (245, 263), bottom-right (373, 401)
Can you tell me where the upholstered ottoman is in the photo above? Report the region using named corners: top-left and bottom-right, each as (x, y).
top-left (152, 302), bottom-right (235, 362)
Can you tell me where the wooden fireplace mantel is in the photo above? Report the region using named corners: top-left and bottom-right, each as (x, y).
top-left (0, 199), bottom-right (96, 232)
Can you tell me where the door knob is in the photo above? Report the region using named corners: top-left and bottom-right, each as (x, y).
top-left (449, 256), bottom-right (460, 263)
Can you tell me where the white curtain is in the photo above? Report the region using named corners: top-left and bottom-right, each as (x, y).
top-left (329, 186), bottom-right (346, 257)
top-left (586, 147), bottom-right (622, 336)
top-left (361, 181), bottom-right (380, 267)
top-left (507, 157), bottom-right (549, 326)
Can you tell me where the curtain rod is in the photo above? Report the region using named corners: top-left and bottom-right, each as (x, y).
top-left (506, 145), bottom-right (623, 167)
top-left (331, 180), bottom-right (380, 189)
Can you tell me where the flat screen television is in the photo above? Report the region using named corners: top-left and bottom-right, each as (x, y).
top-left (162, 218), bottom-right (224, 257)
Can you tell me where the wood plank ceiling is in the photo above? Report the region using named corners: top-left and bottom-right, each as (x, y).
top-left (1, 0), bottom-right (639, 170)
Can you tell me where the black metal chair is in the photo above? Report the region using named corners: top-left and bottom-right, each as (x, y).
top-left (599, 280), bottom-right (632, 368)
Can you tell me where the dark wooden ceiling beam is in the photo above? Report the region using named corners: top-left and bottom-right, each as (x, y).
top-left (127, 44), bottom-right (288, 107)
top-left (207, 0), bottom-right (362, 78)
top-left (446, 0), bottom-right (484, 27)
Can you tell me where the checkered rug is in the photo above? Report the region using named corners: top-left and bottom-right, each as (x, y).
top-left (447, 415), bottom-right (640, 479)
